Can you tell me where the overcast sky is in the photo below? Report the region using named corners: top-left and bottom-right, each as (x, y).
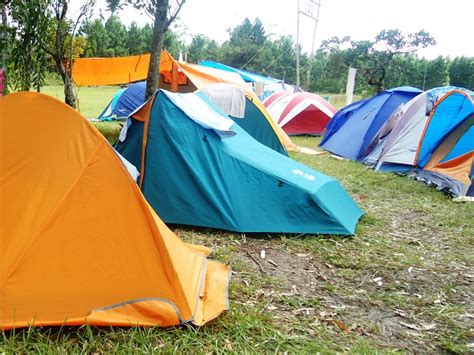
top-left (88, 0), bottom-right (474, 59)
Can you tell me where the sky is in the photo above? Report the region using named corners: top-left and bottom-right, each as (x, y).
top-left (88, 0), bottom-right (474, 59)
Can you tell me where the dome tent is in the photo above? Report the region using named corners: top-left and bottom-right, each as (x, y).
top-left (320, 87), bottom-right (422, 161)
top-left (0, 92), bottom-right (230, 329)
top-left (264, 92), bottom-right (337, 136)
top-left (411, 90), bottom-right (473, 196)
top-left (365, 86), bottom-right (464, 170)
top-left (116, 89), bottom-right (363, 235)
top-left (98, 82), bottom-right (146, 121)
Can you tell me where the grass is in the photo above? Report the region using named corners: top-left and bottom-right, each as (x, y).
top-left (40, 85), bottom-right (119, 119)
top-left (1, 87), bottom-right (473, 353)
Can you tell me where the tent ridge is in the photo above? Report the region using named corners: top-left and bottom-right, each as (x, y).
top-left (0, 140), bottom-right (105, 290)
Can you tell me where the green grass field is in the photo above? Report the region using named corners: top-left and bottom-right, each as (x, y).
top-left (1, 88), bottom-right (473, 353)
top-left (40, 85), bottom-right (119, 119)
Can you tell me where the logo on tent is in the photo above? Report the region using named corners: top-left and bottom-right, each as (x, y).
top-left (292, 169), bottom-right (316, 181)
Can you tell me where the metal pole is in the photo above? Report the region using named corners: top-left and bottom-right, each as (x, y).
top-left (305, 1), bottom-right (321, 91)
top-left (296, 0), bottom-right (300, 88)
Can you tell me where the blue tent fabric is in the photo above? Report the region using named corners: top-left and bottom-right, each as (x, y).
top-left (199, 61), bottom-right (280, 84)
top-left (440, 124), bottom-right (473, 164)
top-left (319, 87), bottom-right (422, 161)
top-left (113, 82), bottom-right (146, 118)
top-left (99, 82), bottom-right (146, 121)
top-left (408, 169), bottom-right (469, 197)
top-left (97, 88), bottom-right (126, 120)
top-left (417, 91), bottom-right (474, 167)
top-left (320, 99), bottom-right (368, 144)
top-left (116, 90), bottom-right (363, 235)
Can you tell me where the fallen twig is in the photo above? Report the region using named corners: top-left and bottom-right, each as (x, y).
top-left (246, 250), bottom-right (266, 274)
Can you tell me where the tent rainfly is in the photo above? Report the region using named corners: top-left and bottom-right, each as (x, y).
top-left (116, 89), bottom-right (364, 235)
top-left (0, 92), bottom-right (230, 329)
top-left (320, 86), bottom-right (422, 161)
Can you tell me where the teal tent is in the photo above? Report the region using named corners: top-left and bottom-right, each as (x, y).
top-left (197, 83), bottom-right (288, 156)
top-left (116, 90), bottom-right (363, 235)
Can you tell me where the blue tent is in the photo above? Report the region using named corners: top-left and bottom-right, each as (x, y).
top-left (199, 61), bottom-right (297, 100)
top-left (116, 90), bottom-right (363, 235)
top-left (416, 91), bottom-right (473, 168)
top-left (411, 90), bottom-right (473, 196)
top-left (199, 60), bottom-right (280, 84)
top-left (320, 87), bottom-right (422, 161)
top-left (98, 82), bottom-right (146, 120)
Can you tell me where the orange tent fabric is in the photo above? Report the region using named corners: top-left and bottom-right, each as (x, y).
top-left (71, 51), bottom-right (297, 151)
top-left (72, 53), bottom-right (151, 86)
top-left (71, 51), bottom-right (241, 88)
top-left (429, 152), bottom-right (474, 187)
top-left (0, 92), bottom-right (230, 329)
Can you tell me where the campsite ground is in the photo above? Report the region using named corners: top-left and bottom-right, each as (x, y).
top-left (2, 88), bottom-right (473, 354)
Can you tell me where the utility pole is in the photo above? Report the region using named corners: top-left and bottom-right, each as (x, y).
top-left (296, 0), bottom-right (301, 88)
top-left (304, 1), bottom-right (321, 91)
top-left (296, 0), bottom-right (321, 91)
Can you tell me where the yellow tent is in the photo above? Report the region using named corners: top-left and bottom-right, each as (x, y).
top-left (0, 92), bottom-right (230, 329)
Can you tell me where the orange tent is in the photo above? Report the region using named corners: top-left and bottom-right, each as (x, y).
top-left (0, 92), bottom-right (230, 329)
top-left (72, 51), bottom-right (297, 152)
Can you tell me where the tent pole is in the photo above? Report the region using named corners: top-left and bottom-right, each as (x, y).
top-left (171, 63), bottom-right (179, 92)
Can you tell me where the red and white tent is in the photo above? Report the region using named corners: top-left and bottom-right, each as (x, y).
top-left (263, 92), bottom-right (337, 135)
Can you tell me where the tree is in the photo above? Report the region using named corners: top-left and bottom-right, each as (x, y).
top-left (45, 0), bottom-right (94, 108)
top-left (1, 0), bottom-right (10, 94)
top-left (384, 54), bottom-right (425, 89)
top-left (110, 0), bottom-right (186, 99)
top-left (163, 28), bottom-right (182, 58)
top-left (307, 53), bottom-right (345, 93)
top-left (79, 18), bottom-right (110, 57)
top-left (139, 23), bottom-right (153, 53)
top-left (222, 17), bottom-right (268, 71)
top-left (187, 34), bottom-right (220, 63)
top-left (449, 56), bottom-right (474, 90)
top-left (127, 21), bottom-right (142, 55)
top-left (265, 35), bottom-right (301, 85)
top-left (320, 29), bottom-right (436, 93)
top-left (423, 56), bottom-right (449, 90)
top-left (104, 15), bottom-right (128, 56)
top-left (4, 0), bottom-right (49, 92)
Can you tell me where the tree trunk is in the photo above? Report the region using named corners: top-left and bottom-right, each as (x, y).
top-left (145, 0), bottom-right (169, 100)
top-left (1, 2), bottom-right (8, 95)
top-left (55, 57), bottom-right (76, 108)
top-left (47, 0), bottom-right (77, 108)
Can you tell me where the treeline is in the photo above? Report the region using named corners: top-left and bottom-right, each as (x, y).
top-left (78, 16), bottom-right (183, 58)
top-left (3, 7), bottom-right (473, 95)
top-left (77, 16), bottom-right (474, 94)
top-left (78, 17), bottom-right (298, 85)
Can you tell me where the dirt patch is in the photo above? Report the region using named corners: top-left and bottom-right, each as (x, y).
top-left (241, 242), bottom-right (331, 295)
top-left (196, 231), bottom-right (471, 353)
